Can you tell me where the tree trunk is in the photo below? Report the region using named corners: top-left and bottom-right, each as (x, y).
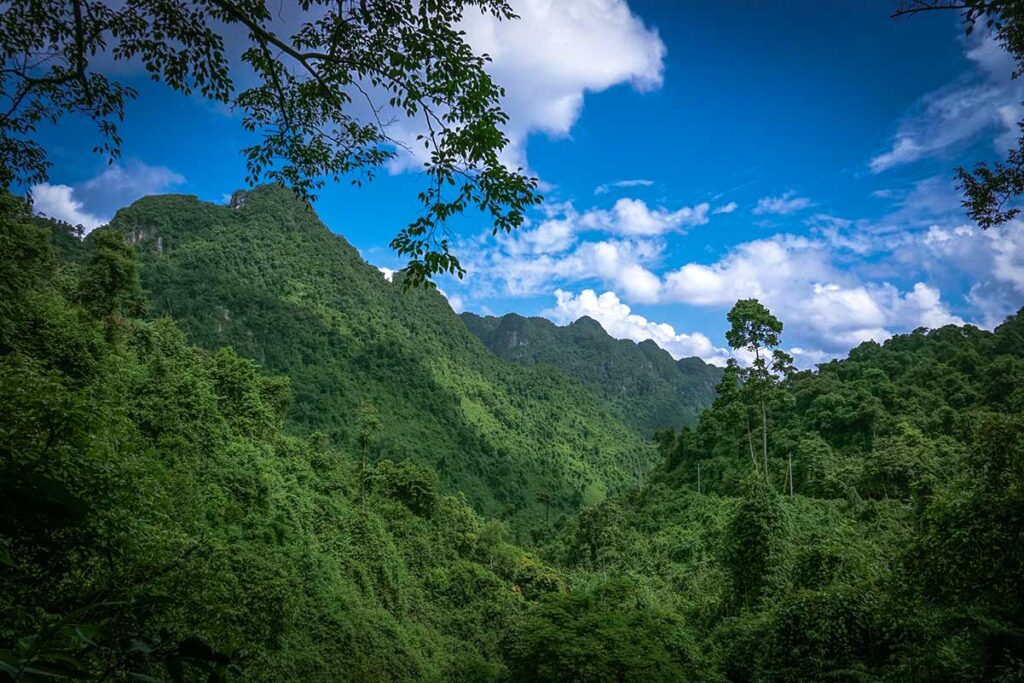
top-left (761, 399), bottom-right (769, 484)
top-left (788, 453), bottom-right (794, 497)
top-left (746, 414), bottom-right (758, 471)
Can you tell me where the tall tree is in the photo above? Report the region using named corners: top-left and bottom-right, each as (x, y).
top-left (0, 0), bottom-right (541, 285)
top-left (726, 299), bottom-right (786, 482)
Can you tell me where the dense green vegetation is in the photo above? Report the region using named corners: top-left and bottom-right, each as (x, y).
top-left (539, 304), bottom-right (1024, 681)
top-left (0, 195), bottom-right (564, 681)
top-left (3, 188), bottom-right (1024, 681)
top-left (461, 312), bottom-right (722, 435)
top-left (104, 185), bottom-right (654, 531)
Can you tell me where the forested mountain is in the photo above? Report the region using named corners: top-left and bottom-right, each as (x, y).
top-left (4, 188), bottom-right (1024, 681)
top-left (101, 185), bottom-right (654, 530)
top-left (0, 195), bottom-right (562, 680)
top-left (461, 312), bottom-right (722, 435)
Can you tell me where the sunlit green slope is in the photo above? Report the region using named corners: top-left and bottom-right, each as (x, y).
top-left (108, 185), bottom-right (655, 529)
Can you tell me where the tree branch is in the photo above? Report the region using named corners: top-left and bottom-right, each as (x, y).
top-left (891, 1), bottom-right (968, 19)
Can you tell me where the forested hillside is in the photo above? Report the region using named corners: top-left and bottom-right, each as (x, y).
top-left (4, 188), bottom-right (1024, 681)
top-left (0, 196), bottom-right (566, 680)
top-left (536, 309), bottom-right (1024, 681)
top-left (102, 185), bottom-right (654, 530)
top-left (461, 312), bottom-right (722, 434)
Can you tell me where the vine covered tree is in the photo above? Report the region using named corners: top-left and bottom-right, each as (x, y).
top-left (77, 228), bottom-right (145, 330)
top-left (0, 0), bottom-right (541, 285)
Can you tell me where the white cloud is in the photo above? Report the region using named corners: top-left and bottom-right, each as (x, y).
top-left (389, 0), bottom-right (665, 172)
top-left (898, 282), bottom-right (965, 329)
top-left (452, 170), bottom-right (1016, 365)
top-left (543, 289), bottom-right (731, 364)
top-left (460, 196), bottom-right (719, 302)
top-left (789, 347), bottom-right (836, 367)
top-left (713, 201), bottom-right (738, 214)
top-left (463, 0), bottom-right (664, 166)
top-left (30, 160), bottom-right (185, 233)
top-left (581, 197), bottom-right (710, 236)
top-left (595, 178), bottom-right (654, 194)
top-left (462, 233), bottom-right (663, 302)
top-left (378, 267), bottom-right (396, 282)
top-left (30, 183), bottom-right (106, 231)
top-left (571, 239), bottom-right (663, 302)
top-left (438, 287), bottom-right (466, 313)
top-left (895, 221), bottom-right (1024, 327)
top-left (660, 234), bottom-right (965, 354)
top-left (74, 161), bottom-right (185, 216)
top-left (870, 33), bottom-right (1024, 173)
top-left (503, 202), bottom-right (580, 256)
top-left (805, 174), bottom-right (1024, 331)
top-left (752, 191), bottom-right (813, 216)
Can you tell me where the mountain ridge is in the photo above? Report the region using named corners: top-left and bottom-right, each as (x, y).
top-left (461, 310), bottom-right (723, 435)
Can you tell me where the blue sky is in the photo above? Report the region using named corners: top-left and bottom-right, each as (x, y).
top-left (29, 1), bottom-right (1024, 365)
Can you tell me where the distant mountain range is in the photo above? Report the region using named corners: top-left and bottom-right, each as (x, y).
top-left (461, 312), bottom-right (723, 436)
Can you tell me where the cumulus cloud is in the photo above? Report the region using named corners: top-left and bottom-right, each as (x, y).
top-left (461, 0), bottom-right (664, 168)
top-left (895, 222), bottom-right (1024, 327)
top-left (460, 195), bottom-right (721, 303)
top-left (659, 234), bottom-right (965, 354)
top-left (581, 198), bottom-right (711, 236)
top-left (473, 236), bottom-right (663, 302)
top-left (543, 289), bottom-right (731, 364)
top-left (30, 160), bottom-right (185, 233)
top-left (595, 178), bottom-right (654, 195)
top-left (752, 191), bottom-right (813, 216)
top-left (713, 201), bottom-right (738, 214)
top-left (450, 165), bottom-right (1016, 367)
top-left (31, 183), bottom-right (106, 231)
top-left (898, 282), bottom-right (966, 329)
top-left (870, 33), bottom-right (1024, 173)
top-left (386, 0), bottom-right (665, 172)
top-left (438, 288), bottom-right (467, 313)
top-left (457, 189), bottom-right (980, 359)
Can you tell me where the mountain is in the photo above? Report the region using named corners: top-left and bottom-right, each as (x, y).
top-left (105, 185), bottom-right (655, 530)
top-left (0, 198), bottom-right (562, 681)
top-left (6, 187), bottom-right (1024, 680)
top-left (461, 312), bottom-right (723, 435)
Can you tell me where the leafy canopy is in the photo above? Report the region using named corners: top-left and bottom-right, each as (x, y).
top-left (0, 0), bottom-right (541, 285)
top-left (726, 298), bottom-right (783, 360)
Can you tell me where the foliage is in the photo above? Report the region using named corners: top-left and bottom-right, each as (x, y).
top-left (5, 187), bottom-right (1024, 680)
top-left (464, 313), bottom-right (720, 436)
top-left (0, 0), bottom-right (541, 282)
top-left (0, 193), bottom-right (570, 681)
top-left (461, 312), bottom-right (722, 436)
top-left (105, 185), bottom-right (655, 532)
top-left (542, 302), bottom-right (1024, 681)
top-left (506, 580), bottom-right (701, 682)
